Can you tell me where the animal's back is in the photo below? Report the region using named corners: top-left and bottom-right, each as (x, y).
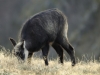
top-left (20, 8), bottom-right (68, 44)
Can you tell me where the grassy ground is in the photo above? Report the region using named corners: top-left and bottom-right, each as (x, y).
top-left (0, 49), bottom-right (100, 75)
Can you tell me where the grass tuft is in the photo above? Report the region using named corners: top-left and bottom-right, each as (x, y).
top-left (0, 48), bottom-right (100, 75)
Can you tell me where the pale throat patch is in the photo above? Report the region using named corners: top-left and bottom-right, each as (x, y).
top-left (23, 41), bottom-right (29, 61)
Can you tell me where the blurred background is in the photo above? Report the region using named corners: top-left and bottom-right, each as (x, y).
top-left (0, 0), bottom-right (100, 60)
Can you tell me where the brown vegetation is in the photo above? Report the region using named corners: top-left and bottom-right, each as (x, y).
top-left (0, 49), bottom-right (100, 75)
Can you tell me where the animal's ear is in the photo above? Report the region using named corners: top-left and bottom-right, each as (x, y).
top-left (9, 38), bottom-right (16, 46)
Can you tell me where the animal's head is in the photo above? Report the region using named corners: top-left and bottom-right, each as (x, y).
top-left (9, 38), bottom-right (25, 60)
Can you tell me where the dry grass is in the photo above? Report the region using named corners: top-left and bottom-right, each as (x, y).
top-left (0, 49), bottom-right (100, 75)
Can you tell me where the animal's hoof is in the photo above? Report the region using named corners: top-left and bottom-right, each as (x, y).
top-left (72, 62), bottom-right (76, 66)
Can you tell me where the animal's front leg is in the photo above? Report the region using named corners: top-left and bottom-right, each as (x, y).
top-left (28, 52), bottom-right (33, 64)
top-left (42, 44), bottom-right (49, 66)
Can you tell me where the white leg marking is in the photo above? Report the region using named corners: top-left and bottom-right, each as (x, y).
top-left (23, 41), bottom-right (29, 61)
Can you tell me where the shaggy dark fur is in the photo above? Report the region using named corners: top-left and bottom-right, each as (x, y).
top-left (10, 8), bottom-right (76, 66)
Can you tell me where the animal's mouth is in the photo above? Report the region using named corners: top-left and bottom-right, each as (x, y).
top-left (16, 55), bottom-right (25, 61)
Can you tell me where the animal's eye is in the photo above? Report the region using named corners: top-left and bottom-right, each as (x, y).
top-left (16, 52), bottom-right (20, 56)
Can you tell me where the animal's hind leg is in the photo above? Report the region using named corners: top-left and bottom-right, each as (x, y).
top-left (52, 43), bottom-right (63, 64)
top-left (42, 44), bottom-right (49, 66)
top-left (56, 36), bottom-right (76, 66)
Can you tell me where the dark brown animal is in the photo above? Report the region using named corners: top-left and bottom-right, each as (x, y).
top-left (10, 8), bottom-right (76, 66)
